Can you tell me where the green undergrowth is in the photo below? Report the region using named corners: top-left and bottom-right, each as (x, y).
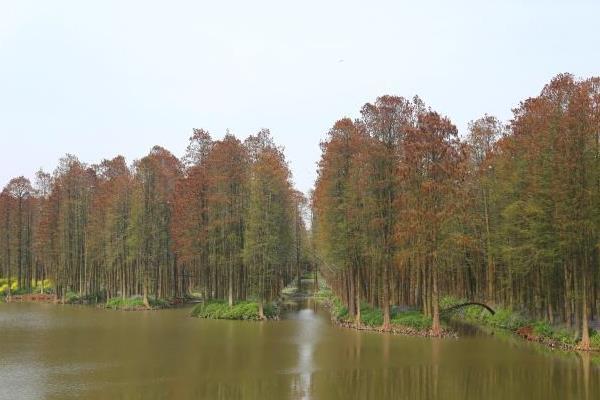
top-left (442, 296), bottom-right (599, 348)
top-left (190, 300), bottom-right (278, 320)
top-left (281, 285), bottom-right (299, 296)
top-left (63, 291), bottom-right (104, 305)
top-left (1, 278), bottom-right (54, 296)
top-left (105, 296), bottom-right (170, 310)
top-left (315, 285), bottom-right (432, 330)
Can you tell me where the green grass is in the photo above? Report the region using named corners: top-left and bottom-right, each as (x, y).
top-left (190, 300), bottom-right (278, 320)
top-left (392, 310), bottom-right (433, 330)
top-left (591, 331), bottom-right (600, 348)
top-left (464, 306), bottom-right (529, 331)
top-left (314, 286), bottom-right (348, 320)
top-left (441, 296), bottom-right (528, 330)
top-left (105, 296), bottom-right (169, 310)
top-left (281, 285), bottom-right (299, 296)
top-left (0, 278), bottom-right (18, 294)
top-left (65, 291), bottom-right (81, 304)
top-left (62, 291), bottom-right (101, 305)
top-left (314, 286), bottom-right (332, 300)
top-left (1, 278), bottom-right (54, 295)
top-left (441, 295), bottom-right (585, 346)
top-left (360, 304), bottom-right (382, 326)
top-left (315, 284), bottom-right (432, 330)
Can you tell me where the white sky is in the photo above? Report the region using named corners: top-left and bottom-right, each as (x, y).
top-left (1, 0), bottom-right (599, 195)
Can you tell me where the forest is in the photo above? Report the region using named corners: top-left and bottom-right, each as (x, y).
top-left (0, 130), bottom-right (307, 316)
top-left (313, 73), bottom-right (600, 349)
top-left (1, 73), bottom-right (599, 349)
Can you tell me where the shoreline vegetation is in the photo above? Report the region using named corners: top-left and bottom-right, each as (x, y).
top-left (4, 275), bottom-right (600, 354)
top-left (188, 279), bottom-right (308, 321)
top-left (314, 280), bottom-right (456, 338)
top-left (1, 278), bottom-right (182, 310)
top-left (312, 74), bottom-right (600, 351)
top-left (2, 73), bottom-right (600, 356)
top-left (190, 300), bottom-right (278, 321)
top-left (315, 278), bottom-right (600, 352)
top-left (0, 130), bottom-right (306, 325)
top-left (441, 297), bottom-right (600, 352)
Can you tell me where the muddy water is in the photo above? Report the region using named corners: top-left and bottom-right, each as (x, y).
top-left (1, 291), bottom-right (599, 399)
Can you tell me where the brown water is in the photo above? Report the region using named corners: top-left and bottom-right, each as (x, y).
top-left (1, 294), bottom-right (599, 400)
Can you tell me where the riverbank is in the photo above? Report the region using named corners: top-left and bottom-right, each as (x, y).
top-left (1, 286), bottom-right (181, 311)
top-left (441, 296), bottom-right (600, 352)
top-left (189, 277), bottom-right (319, 321)
top-left (190, 300), bottom-right (278, 320)
top-left (1, 293), bottom-right (56, 303)
top-left (105, 296), bottom-right (171, 310)
top-left (314, 283), bottom-right (456, 338)
top-left (0, 278), bottom-right (54, 303)
top-left (4, 293), bottom-right (597, 399)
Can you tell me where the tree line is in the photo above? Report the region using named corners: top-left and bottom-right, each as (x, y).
top-left (0, 130), bottom-right (307, 315)
top-left (312, 73), bottom-right (600, 348)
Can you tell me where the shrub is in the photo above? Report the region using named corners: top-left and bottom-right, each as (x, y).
top-left (65, 291), bottom-right (81, 304)
top-left (315, 283), bottom-right (431, 331)
top-left (392, 311), bottom-right (432, 330)
top-left (0, 280), bottom-right (19, 294)
top-left (0, 279), bottom-right (53, 296)
top-left (332, 297), bottom-right (349, 321)
top-left (440, 296), bottom-right (465, 309)
top-left (191, 300), bottom-right (277, 320)
top-left (314, 287), bottom-right (334, 302)
top-left (490, 308), bottom-right (528, 330)
top-left (590, 330), bottom-right (600, 349)
top-left (553, 327), bottom-right (577, 345)
top-left (105, 295), bottom-right (168, 310)
top-left (461, 306), bottom-right (527, 331)
top-left (32, 279), bottom-right (53, 293)
top-left (281, 286), bottom-right (297, 296)
top-left (360, 305), bottom-right (383, 327)
top-left (533, 321), bottom-right (554, 337)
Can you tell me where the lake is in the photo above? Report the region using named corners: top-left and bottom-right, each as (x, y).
top-left (1, 292), bottom-right (599, 399)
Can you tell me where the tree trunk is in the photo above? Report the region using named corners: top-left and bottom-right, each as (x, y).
top-left (228, 263), bottom-right (234, 307)
top-left (382, 264), bottom-right (391, 331)
top-left (432, 267), bottom-right (441, 336)
top-left (143, 276), bottom-right (151, 310)
top-left (355, 268), bottom-right (361, 327)
top-left (580, 268), bottom-right (591, 350)
top-left (483, 187), bottom-right (494, 304)
top-left (348, 270), bottom-right (355, 319)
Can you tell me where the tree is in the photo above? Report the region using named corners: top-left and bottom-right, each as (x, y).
top-left (313, 118), bottom-right (371, 325)
top-left (400, 111), bottom-right (465, 336)
top-left (244, 143), bottom-right (294, 318)
top-left (466, 115), bottom-right (504, 303)
top-left (130, 147), bottom-right (181, 307)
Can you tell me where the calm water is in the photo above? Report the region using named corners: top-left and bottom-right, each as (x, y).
top-left (1, 293), bottom-right (599, 399)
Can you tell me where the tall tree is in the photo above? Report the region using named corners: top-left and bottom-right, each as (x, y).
top-left (244, 142), bottom-right (294, 317)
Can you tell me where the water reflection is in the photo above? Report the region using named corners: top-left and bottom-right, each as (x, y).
top-left (291, 309), bottom-right (315, 399)
top-left (1, 298), bottom-right (600, 399)
top-left (285, 293), bottom-right (321, 399)
top-left (580, 351), bottom-right (592, 400)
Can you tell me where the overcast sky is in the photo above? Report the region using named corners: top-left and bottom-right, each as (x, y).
top-left (1, 0), bottom-right (599, 195)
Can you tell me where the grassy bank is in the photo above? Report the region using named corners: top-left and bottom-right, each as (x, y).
top-left (314, 284), bottom-right (447, 336)
top-left (105, 296), bottom-right (170, 310)
top-left (1, 279), bottom-right (55, 303)
top-left (191, 300), bottom-right (278, 320)
top-left (1, 280), bottom-right (175, 310)
top-left (1, 278), bottom-right (53, 298)
top-left (441, 296), bottom-right (600, 351)
top-left (63, 291), bottom-right (102, 305)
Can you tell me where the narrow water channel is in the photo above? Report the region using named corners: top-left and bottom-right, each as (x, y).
top-left (1, 282), bottom-right (599, 399)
